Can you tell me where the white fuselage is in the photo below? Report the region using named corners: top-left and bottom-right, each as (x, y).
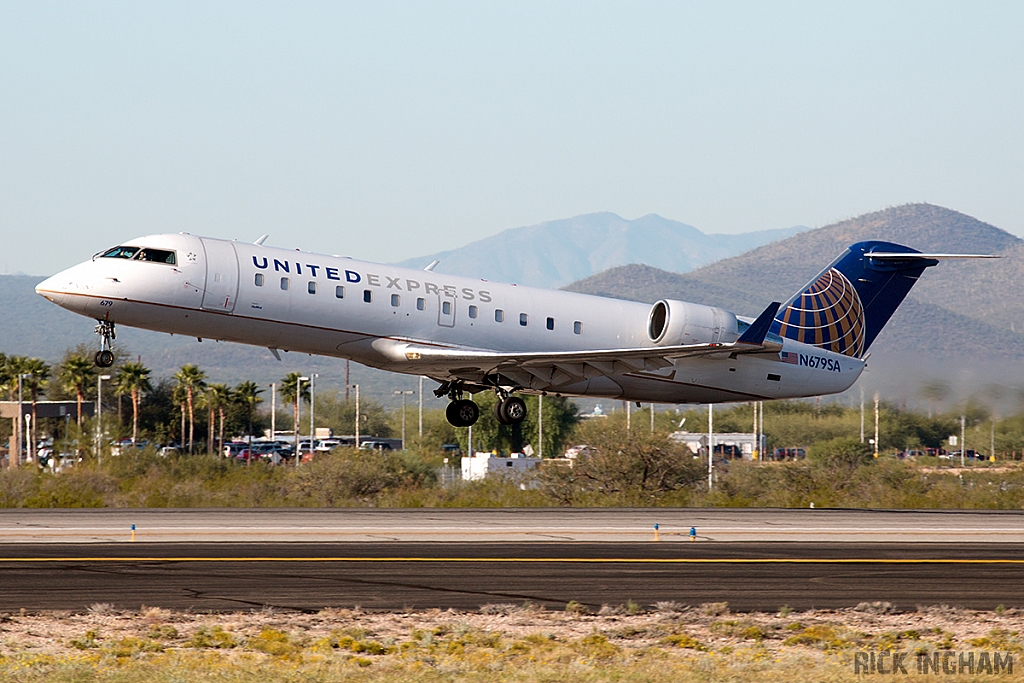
top-left (36, 233), bottom-right (864, 403)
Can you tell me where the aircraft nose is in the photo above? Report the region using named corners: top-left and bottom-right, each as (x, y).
top-left (35, 273), bottom-right (69, 306)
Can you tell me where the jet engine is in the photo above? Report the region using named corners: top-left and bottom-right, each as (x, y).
top-left (647, 299), bottom-right (738, 346)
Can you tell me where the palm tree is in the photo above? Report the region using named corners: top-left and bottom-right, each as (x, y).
top-left (58, 353), bottom-right (97, 432)
top-left (57, 353), bottom-right (96, 458)
top-left (279, 372), bottom-right (309, 465)
top-left (115, 361), bottom-right (152, 445)
top-left (173, 383), bottom-right (188, 450)
top-left (234, 381), bottom-right (264, 466)
top-left (204, 384), bottom-right (232, 456)
top-left (173, 364), bottom-right (207, 454)
top-left (21, 358), bottom-right (50, 463)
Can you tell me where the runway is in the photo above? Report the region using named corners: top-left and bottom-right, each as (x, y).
top-left (4, 507), bottom-right (1024, 543)
top-left (4, 542), bottom-right (1024, 612)
top-left (6, 509), bottom-right (1024, 612)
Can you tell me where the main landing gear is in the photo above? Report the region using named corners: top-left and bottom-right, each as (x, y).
top-left (493, 394), bottom-right (526, 426)
top-left (436, 382), bottom-right (528, 428)
top-left (94, 320), bottom-right (116, 367)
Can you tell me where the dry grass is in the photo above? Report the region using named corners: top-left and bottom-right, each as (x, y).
top-left (1, 605), bottom-right (1024, 681)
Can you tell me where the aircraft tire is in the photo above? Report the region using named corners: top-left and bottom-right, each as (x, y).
top-left (499, 396), bottom-right (527, 424)
top-left (493, 399), bottom-right (511, 425)
top-left (446, 399), bottom-right (480, 428)
top-left (95, 350), bottom-right (115, 368)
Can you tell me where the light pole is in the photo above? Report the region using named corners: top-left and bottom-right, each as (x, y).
top-left (961, 415), bottom-right (966, 467)
top-left (873, 393), bottom-right (880, 458)
top-left (15, 373), bottom-right (24, 467)
top-left (538, 394), bottom-right (544, 458)
top-left (350, 384), bottom-right (360, 448)
top-left (708, 404), bottom-right (714, 490)
top-left (96, 374), bottom-right (111, 464)
top-left (25, 414), bottom-right (31, 466)
top-left (270, 383), bottom-right (276, 440)
top-left (309, 373), bottom-right (318, 461)
top-left (418, 376), bottom-right (424, 442)
top-left (296, 376), bottom-right (309, 463)
top-left (18, 373), bottom-right (31, 466)
top-left (394, 390), bottom-right (414, 450)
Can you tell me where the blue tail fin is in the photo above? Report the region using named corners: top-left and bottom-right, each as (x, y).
top-left (769, 241), bottom-right (938, 358)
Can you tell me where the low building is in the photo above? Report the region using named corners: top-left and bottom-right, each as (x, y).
top-left (669, 431), bottom-right (766, 460)
top-left (461, 451), bottom-right (542, 481)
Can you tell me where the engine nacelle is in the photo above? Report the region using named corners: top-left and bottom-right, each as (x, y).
top-left (647, 299), bottom-right (738, 346)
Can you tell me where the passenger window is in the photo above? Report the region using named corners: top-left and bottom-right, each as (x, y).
top-left (416, 297), bottom-right (425, 311)
top-left (255, 273), bottom-right (264, 287)
top-left (442, 301), bottom-right (451, 315)
top-left (100, 246), bottom-right (140, 259)
top-left (363, 290), bottom-right (372, 303)
top-left (468, 305), bottom-right (478, 319)
top-left (495, 309), bottom-right (504, 323)
top-left (574, 321), bottom-right (583, 335)
top-left (307, 281), bottom-right (317, 294)
top-left (280, 277), bottom-right (289, 291)
top-left (335, 285), bottom-right (345, 299)
top-left (520, 313), bottom-right (529, 326)
top-left (391, 294), bottom-right (401, 307)
top-left (546, 317), bottom-right (555, 330)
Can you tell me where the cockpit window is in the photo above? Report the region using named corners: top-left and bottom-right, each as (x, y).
top-left (136, 248), bottom-right (176, 264)
top-left (99, 246), bottom-right (176, 265)
top-left (100, 246), bottom-right (140, 259)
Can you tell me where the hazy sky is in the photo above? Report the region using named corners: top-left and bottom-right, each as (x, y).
top-left (3, 2), bottom-right (1023, 276)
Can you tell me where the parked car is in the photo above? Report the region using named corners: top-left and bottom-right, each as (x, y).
top-left (771, 447), bottom-right (806, 460)
top-left (359, 440), bottom-right (395, 451)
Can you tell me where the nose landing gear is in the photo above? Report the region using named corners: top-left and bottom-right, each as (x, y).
top-left (94, 320), bottom-right (116, 368)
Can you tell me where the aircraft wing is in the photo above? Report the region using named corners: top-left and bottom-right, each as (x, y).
top-left (376, 304), bottom-right (783, 390)
top-left (388, 339), bottom-right (768, 389)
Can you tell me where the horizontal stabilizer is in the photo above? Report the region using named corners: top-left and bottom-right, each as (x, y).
top-left (737, 302), bottom-right (781, 345)
top-left (866, 252), bottom-right (1000, 260)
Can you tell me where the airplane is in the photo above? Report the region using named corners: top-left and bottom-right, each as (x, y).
top-left (35, 233), bottom-right (995, 427)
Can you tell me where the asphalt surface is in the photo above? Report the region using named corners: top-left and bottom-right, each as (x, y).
top-left (4, 542), bottom-right (1024, 612)
top-left (5, 507), bottom-right (1024, 542)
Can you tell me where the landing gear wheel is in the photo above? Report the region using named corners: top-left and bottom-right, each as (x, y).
top-left (94, 320), bottom-right (117, 367)
top-left (494, 399), bottom-right (511, 425)
top-left (446, 399), bottom-right (480, 428)
top-left (499, 396), bottom-right (527, 425)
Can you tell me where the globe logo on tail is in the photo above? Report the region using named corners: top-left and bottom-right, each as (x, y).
top-left (774, 268), bottom-right (865, 358)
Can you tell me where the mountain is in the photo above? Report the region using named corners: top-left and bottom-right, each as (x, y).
top-left (397, 212), bottom-right (805, 289)
top-left (564, 203), bottom-right (1024, 360)
top-left (5, 204), bottom-right (1022, 408)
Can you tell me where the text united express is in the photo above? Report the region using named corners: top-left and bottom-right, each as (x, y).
top-left (252, 257), bottom-right (493, 302)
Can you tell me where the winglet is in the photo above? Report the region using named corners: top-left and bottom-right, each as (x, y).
top-left (254, 234), bottom-right (270, 246)
top-left (424, 260), bottom-right (440, 272)
top-left (737, 302), bottom-right (782, 345)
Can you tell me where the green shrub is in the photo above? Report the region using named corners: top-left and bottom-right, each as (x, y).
top-left (187, 626), bottom-right (237, 648)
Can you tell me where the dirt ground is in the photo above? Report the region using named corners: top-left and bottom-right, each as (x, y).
top-left (1, 601), bottom-right (1021, 657)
